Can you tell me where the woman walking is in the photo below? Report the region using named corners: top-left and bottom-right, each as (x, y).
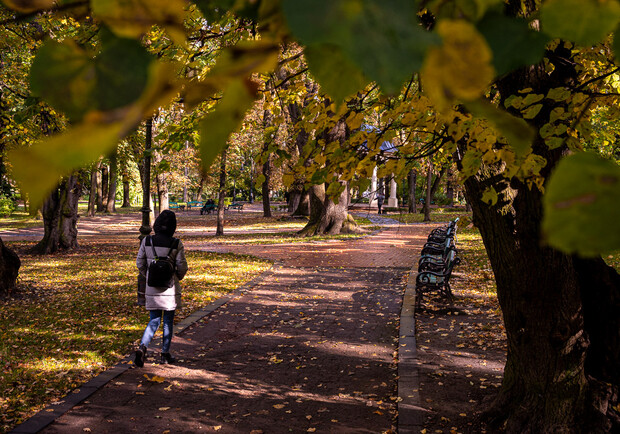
top-left (135, 210), bottom-right (188, 366)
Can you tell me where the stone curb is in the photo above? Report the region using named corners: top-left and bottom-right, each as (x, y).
top-left (397, 263), bottom-right (424, 433)
top-left (8, 261), bottom-right (282, 434)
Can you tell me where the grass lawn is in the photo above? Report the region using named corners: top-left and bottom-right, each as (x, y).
top-left (0, 240), bottom-right (271, 432)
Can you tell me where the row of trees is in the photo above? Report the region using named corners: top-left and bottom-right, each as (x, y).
top-left (0, 0), bottom-right (619, 431)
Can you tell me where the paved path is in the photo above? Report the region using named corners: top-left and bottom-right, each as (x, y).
top-left (12, 222), bottom-right (434, 433)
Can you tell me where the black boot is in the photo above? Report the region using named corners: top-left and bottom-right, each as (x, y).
top-left (134, 344), bottom-right (147, 367)
top-left (160, 352), bottom-right (176, 364)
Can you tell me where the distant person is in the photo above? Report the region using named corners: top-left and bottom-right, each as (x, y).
top-left (377, 191), bottom-right (385, 214)
top-left (134, 210), bottom-right (188, 367)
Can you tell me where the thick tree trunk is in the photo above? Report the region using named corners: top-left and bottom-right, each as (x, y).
top-left (0, 237), bottom-right (20, 295)
top-left (457, 40), bottom-right (620, 430)
top-left (292, 189), bottom-right (310, 216)
top-left (298, 183), bottom-right (361, 236)
top-left (105, 151), bottom-right (118, 213)
top-left (408, 169), bottom-right (417, 214)
top-left (216, 148), bottom-right (227, 236)
top-left (32, 174), bottom-right (81, 254)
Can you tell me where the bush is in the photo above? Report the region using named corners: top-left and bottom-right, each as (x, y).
top-left (0, 196), bottom-right (15, 217)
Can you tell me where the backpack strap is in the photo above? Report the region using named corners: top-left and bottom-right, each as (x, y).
top-left (148, 235), bottom-right (177, 260)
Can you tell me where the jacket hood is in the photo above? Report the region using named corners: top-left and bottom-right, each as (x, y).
top-left (153, 210), bottom-right (177, 237)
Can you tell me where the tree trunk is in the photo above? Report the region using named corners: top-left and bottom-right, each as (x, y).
top-left (292, 189), bottom-right (310, 216)
top-left (87, 160), bottom-right (100, 217)
top-left (0, 237), bottom-right (20, 296)
top-left (0, 88), bottom-right (20, 295)
top-left (122, 176), bottom-right (131, 207)
top-left (456, 40), bottom-right (620, 431)
top-left (32, 174), bottom-right (81, 254)
top-left (429, 165), bottom-right (446, 202)
top-left (96, 165), bottom-right (104, 212)
top-left (155, 153), bottom-right (169, 212)
top-left (262, 150), bottom-right (272, 218)
top-left (105, 150), bottom-right (118, 213)
top-left (249, 158), bottom-right (255, 204)
top-left (408, 169), bottom-right (417, 214)
top-left (445, 169), bottom-right (455, 206)
top-left (101, 165), bottom-right (109, 210)
top-left (216, 148), bottom-right (227, 236)
top-left (195, 173), bottom-right (206, 201)
top-left (423, 160), bottom-right (432, 222)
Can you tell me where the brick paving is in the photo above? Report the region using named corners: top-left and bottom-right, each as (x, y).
top-left (13, 223), bottom-right (435, 434)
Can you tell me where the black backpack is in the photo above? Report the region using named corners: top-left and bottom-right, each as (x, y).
top-left (146, 236), bottom-right (178, 288)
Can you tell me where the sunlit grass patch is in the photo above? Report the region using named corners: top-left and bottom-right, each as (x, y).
top-left (0, 211), bottom-right (42, 231)
top-left (0, 241), bottom-right (270, 432)
top-left (396, 209), bottom-right (469, 224)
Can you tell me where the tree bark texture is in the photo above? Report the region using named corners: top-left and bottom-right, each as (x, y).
top-left (0, 236), bottom-right (20, 296)
top-left (156, 170), bottom-right (169, 213)
top-left (96, 165), bottom-right (104, 212)
top-left (122, 176), bottom-right (131, 208)
top-left (105, 150), bottom-right (118, 213)
top-left (298, 113), bottom-right (360, 236)
top-left (87, 160), bottom-right (100, 217)
top-left (101, 165), bottom-right (109, 210)
top-left (33, 174), bottom-right (81, 254)
top-left (408, 169), bottom-right (417, 214)
top-left (458, 41), bottom-right (620, 432)
top-left (423, 160), bottom-right (432, 221)
top-left (216, 148), bottom-right (227, 236)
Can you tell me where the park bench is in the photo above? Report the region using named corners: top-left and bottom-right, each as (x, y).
top-left (169, 202), bottom-right (185, 211)
top-left (187, 200), bottom-right (203, 210)
top-left (226, 202), bottom-right (244, 212)
top-left (415, 218), bottom-right (461, 306)
top-left (200, 202), bottom-right (216, 215)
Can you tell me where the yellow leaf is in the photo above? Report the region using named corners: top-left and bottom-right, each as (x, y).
top-left (159, 407), bottom-right (170, 411)
top-left (214, 426), bottom-right (222, 431)
top-left (422, 19), bottom-right (495, 110)
top-left (273, 404), bottom-right (286, 409)
top-left (144, 374), bottom-right (165, 383)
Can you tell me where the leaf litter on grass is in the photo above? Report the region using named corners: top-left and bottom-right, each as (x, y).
top-left (0, 240), bottom-right (270, 432)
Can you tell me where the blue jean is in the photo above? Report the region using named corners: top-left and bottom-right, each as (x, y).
top-left (140, 310), bottom-right (175, 353)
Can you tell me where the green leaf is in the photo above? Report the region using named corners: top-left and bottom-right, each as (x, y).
top-left (29, 34), bottom-right (153, 121)
top-left (304, 44), bottom-right (369, 103)
top-left (29, 40), bottom-right (95, 121)
top-left (481, 186), bottom-right (498, 205)
top-left (282, 0), bottom-right (439, 97)
top-left (466, 99), bottom-right (535, 157)
top-left (522, 103), bottom-right (543, 119)
top-left (543, 152), bottom-right (620, 256)
top-left (199, 79), bottom-right (257, 171)
top-left (541, 0), bottom-right (620, 46)
top-left (477, 11), bottom-right (549, 76)
top-left (8, 122), bottom-right (123, 208)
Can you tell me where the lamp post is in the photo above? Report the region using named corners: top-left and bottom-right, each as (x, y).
top-left (139, 117), bottom-right (153, 240)
top-left (137, 117), bottom-right (153, 305)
